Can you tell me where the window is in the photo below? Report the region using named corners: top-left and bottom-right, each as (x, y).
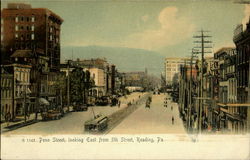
top-left (26, 17), bottom-right (30, 22)
top-left (20, 73), bottom-right (22, 82)
top-left (15, 25), bottom-right (19, 31)
top-left (21, 34), bottom-right (24, 40)
top-left (31, 25), bottom-right (34, 31)
top-left (31, 34), bottom-right (34, 40)
top-left (31, 15), bottom-right (35, 22)
top-left (15, 16), bottom-right (18, 22)
top-left (26, 26), bottom-right (30, 30)
top-left (20, 26), bottom-right (24, 30)
top-left (21, 16), bottom-right (24, 21)
top-left (26, 43), bottom-right (30, 49)
top-left (26, 34), bottom-right (30, 39)
top-left (15, 33), bottom-right (18, 39)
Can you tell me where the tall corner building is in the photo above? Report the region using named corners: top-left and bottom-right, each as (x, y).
top-left (165, 57), bottom-right (189, 85)
top-left (1, 3), bottom-right (63, 70)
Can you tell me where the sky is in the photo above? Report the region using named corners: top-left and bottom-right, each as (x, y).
top-left (1, 0), bottom-right (250, 58)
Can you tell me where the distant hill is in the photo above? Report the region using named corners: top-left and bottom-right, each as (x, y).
top-left (61, 45), bottom-right (165, 76)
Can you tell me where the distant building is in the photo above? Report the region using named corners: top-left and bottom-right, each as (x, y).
top-left (61, 58), bottom-right (116, 97)
top-left (165, 57), bottom-right (189, 85)
top-left (124, 71), bottom-right (146, 87)
top-left (83, 67), bottom-right (106, 97)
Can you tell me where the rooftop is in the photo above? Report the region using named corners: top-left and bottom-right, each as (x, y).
top-left (3, 3), bottom-right (63, 23)
top-left (10, 50), bottom-right (33, 58)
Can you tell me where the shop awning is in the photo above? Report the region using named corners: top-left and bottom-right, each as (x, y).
top-left (217, 103), bottom-right (227, 107)
top-left (39, 98), bottom-right (50, 105)
top-left (226, 103), bottom-right (250, 107)
top-left (226, 113), bottom-right (242, 121)
top-left (220, 108), bottom-right (229, 114)
top-left (217, 103), bottom-right (250, 107)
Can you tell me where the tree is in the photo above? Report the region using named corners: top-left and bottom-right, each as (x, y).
top-left (70, 68), bottom-right (85, 105)
top-left (53, 72), bottom-right (67, 108)
top-left (172, 73), bottom-right (179, 91)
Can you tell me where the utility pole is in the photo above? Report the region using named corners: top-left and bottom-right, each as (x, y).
top-left (24, 85), bottom-right (27, 123)
top-left (193, 30), bottom-right (212, 134)
top-left (67, 60), bottom-right (70, 107)
top-left (187, 49), bottom-right (198, 132)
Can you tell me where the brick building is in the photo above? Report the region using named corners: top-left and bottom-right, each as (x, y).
top-left (1, 3), bottom-right (63, 71)
top-left (1, 3), bottom-right (64, 119)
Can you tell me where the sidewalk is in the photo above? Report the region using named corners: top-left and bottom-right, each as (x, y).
top-left (1, 113), bottom-right (42, 133)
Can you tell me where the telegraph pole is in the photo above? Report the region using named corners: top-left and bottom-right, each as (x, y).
top-left (24, 85), bottom-right (27, 123)
top-left (67, 60), bottom-right (70, 107)
top-left (187, 49), bottom-right (198, 132)
top-left (193, 30), bottom-right (212, 134)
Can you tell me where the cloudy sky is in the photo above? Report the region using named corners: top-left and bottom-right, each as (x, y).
top-left (1, 0), bottom-right (250, 57)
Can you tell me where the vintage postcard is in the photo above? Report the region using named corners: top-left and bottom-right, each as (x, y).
top-left (1, 0), bottom-right (250, 159)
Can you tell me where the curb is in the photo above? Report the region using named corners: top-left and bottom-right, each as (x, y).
top-left (1, 120), bottom-right (39, 133)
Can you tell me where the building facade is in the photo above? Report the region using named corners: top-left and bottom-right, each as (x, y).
top-left (1, 69), bottom-right (13, 121)
top-left (233, 18), bottom-right (250, 132)
top-left (1, 3), bottom-right (64, 119)
top-left (1, 3), bottom-right (63, 70)
top-left (1, 64), bottom-right (31, 121)
top-left (165, 58), bottom-right (188, 85)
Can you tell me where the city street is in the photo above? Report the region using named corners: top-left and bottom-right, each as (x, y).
top-left (109, 93), bottom-right (186, 134)
top-left (2, 92), bottom-right (145, 135)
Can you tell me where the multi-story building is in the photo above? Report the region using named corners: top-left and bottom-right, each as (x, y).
top-left (84, 67), bottom-right (106, 97)
top-left (1, 69), bottom-right (13, 121)
top-left (124, 71), bottom-right (146, 87)
top-left (1, 3), bottom-right (63, 70)
top-left (61, 58), bottom-right (116, 98)
top-left (0, 64), bottom-right (31, 120)
top-left (1, 3), bottom-right (63, 116)
top-left (165, 57), bottom-right (189, 85)
top-left (233, 18), bottom-right (250, 132)
top-left (213, 47), bottom-right (243, 132)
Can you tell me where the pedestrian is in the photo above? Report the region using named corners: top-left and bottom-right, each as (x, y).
top-left (118, 100), bottom-right (121, 108)
top-left (5, 112), bottom-right (11, 127)
top-left (164, 101), bottom-right (167, 107)
top-left (172, 116), bottom-right (174, 125)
